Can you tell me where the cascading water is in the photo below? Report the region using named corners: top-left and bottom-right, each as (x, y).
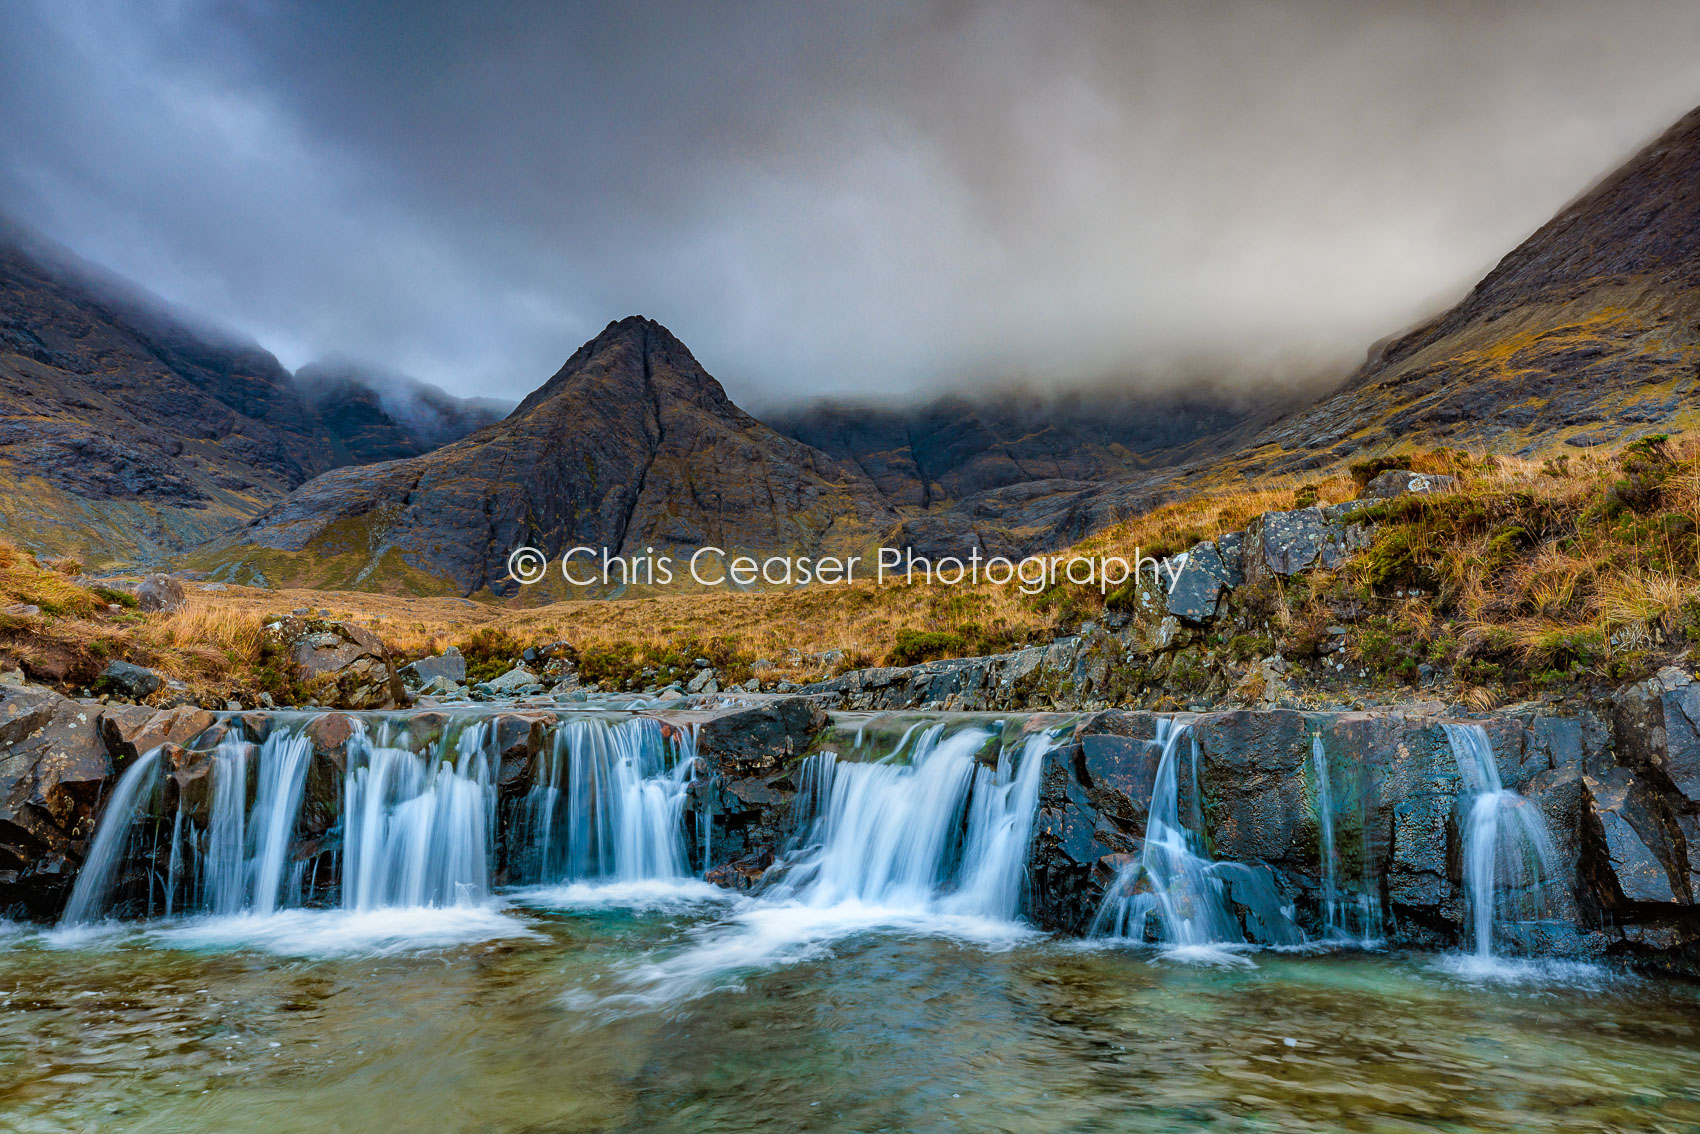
top-left (60, 711), bottom-right (707, 927)
top-left (511, 715), bottom-right (697, 885)
top-left (1310, 733), bottom-right (1381, 943)
top-left (59, 748), bottom-right (164, 926)
top-left (1442, 722), bottom-right (1560, 958)
top-left (1092, 718), bottom-right (1302, 949)
top-left (342, 720), bottom-right (497, 910)
top-left (771, 721), bottom-right (1053, 919)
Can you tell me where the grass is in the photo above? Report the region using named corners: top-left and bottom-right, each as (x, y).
top-left (4, 437), bottom-right (1696, 705)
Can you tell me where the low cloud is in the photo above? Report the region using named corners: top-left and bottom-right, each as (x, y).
top-left (3, 0), bottom-right (1698, 405)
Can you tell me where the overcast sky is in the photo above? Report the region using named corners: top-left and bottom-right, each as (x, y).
top-left (2, 0), bottom-right (1698, 407)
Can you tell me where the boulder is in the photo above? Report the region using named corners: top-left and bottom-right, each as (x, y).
top-left (134, 574), bottom-right (187, 614)
top-left (484, 666), bottom-right (541, 696)
top-left (97, 705), bottom-right (218, 763)
top-left (266, 616), bottom-right (405, 709)
top-left (402, 646), bottom-right (466, 687)
top-left (1357, 469), bottom-right (1458, 500)
top-left (96, 660), bottom-right (164, 701)
top-left (687, 668), bottom-right (719, 695)
top-left (689, 696), bottom-right (828, 777)
top-left (1583, 768), bottom-right (1683, 905)
top-left (1242, 507), bottom-right (1371, 582)
top-left (1164, 540), bottom-right (1235, 623)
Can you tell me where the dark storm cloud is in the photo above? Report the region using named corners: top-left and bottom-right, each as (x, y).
top-left (2, 0), bottom-right (1699, 404)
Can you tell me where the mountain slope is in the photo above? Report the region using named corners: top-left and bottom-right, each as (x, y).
top-left (294, 359), bottom-right (513, 463)
top-left (1244, 104), bottom-right (1700, 473)
top-left (198, 317), bottom-right (897, 595)
top-left (766, 388), bottom-right (1282, 509)
top-left (0, 223), bottom-right (520, 566)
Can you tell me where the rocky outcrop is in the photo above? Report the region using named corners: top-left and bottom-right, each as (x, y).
top-left (265, 616), bottom-right (406, 709)
top-left (133, 574), bottom-right (186, 614)
top-left (0, 685), bottom-right (119, 916)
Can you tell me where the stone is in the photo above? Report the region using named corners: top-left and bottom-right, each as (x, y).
top-left (1614, 666), bottom-right (1700, 803)
top-left (97, 705), bottom-right (217, 763)
top-left (199, 582), bottom-right (227, 592)
top-left (1357, 469), bottom-right (1458, 500)
top-left (1243, 507), bottom-right (1371, 580)
top-left (96, 660), bottom-right (164, 701)
top-left (402, 646), bottom-right (466, 687)
top-left (1164, 540), bottom-right (1234, 623)
top-left (484, 666), bottom-right (541, 696)
top-left (134, 574), bottom-right (187, 614)
top-left (1584, 769), bottom-right (1681, 905)
top-left (686, 668), bottom-right (718, 694)
top-left (266, 616), bottom-right (405, 709)
top-left (0, 688), bottom-right (117, 915)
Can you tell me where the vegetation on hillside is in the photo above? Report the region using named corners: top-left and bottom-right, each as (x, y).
top-left (3, 436), bottom-right (1697, 707)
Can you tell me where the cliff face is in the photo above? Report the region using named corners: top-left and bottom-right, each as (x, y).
top-left (205, 317), bottom-right (897, 595)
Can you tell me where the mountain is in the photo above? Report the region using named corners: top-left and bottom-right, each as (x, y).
top-left (0, 224), bottom-right (336, 565)
top-left (765, 387), bottom-right (1284, 509)
top-left (0, 222), bottom-right (517, 566)
top-left (197, 317), bottom-right (897, 595)
top-left (294, 360), bottom-right (513, 463)
top-left (1245, 104), bottom-right (1700, 474)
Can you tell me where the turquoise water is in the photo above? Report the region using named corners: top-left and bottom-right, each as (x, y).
top-left (1, 893), bottom-right (1696, 1133)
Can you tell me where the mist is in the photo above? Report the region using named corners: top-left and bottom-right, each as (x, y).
top-left (2, 0), bottom-right (1699, 406)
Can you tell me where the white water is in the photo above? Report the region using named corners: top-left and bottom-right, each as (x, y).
top-left (61, 713), bottom-right (705, 928)
top-left (343, 721), bottom-right (497, 910)
top-left (513, 716), bottom-right (697, 885)
top-left (1310, 734), bottom-right (1381, 943)
top-left (556, 720), bottom-right (1056, 1014)
top-left (770, 723), bottom-right (1052, 919)
top-left (1093, 718), bottom-right (1302, 952)
top-left (1442, 723), bottom-right (1561, 959)
top-left (59, 748), bottom-right (164, 926)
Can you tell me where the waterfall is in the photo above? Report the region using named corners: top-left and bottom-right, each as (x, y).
top-left (1312, 734), bottom-right (1340, 933)
top-left (343, 721), bottom-right (496, 910)
top-left (1092, 718), bottom-right (1302, 948)
top-left (770, 722), bottom-right (1052, 919)
top-left (1310, 734), bottom-right (1381, 942)
top-left (1442, 723), bottom-right (1560, 958)
top-left (59, 748), bottom-right (164, 926)
top-left (512, 716), bottom-right (696, 885)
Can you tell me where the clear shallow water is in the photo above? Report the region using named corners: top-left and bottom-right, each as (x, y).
top-left (2, 894), bottom-right (1698, 1133)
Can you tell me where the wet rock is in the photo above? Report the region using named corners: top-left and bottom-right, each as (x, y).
top-left (691, 696), bottom-right (828, 776)
top-left (266, 616), bottom-right (405, 709)
top-left (707, 848), bottom-right (774, 892)
top-left (1357, 469), bottom-right (1458, 500)
top-left (95, 660), bottom-right (164, 702)
top-left (97, 705), bottom-right (218, 763)
top-left (134, 574), bottom-right (187, 614)
top-left (0, 687), bottom-right (116, 916)
top-left (1584, 768), bottom-right (1682, 905)
top-left (402, 646), bottom-right (466, 687)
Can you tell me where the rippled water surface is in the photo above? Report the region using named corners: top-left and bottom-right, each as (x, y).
top-left (1, 893), bottom-right (1697, 1133)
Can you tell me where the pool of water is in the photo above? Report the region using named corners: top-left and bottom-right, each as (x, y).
top-left (1, 891), bottom-right (1696, 1133)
